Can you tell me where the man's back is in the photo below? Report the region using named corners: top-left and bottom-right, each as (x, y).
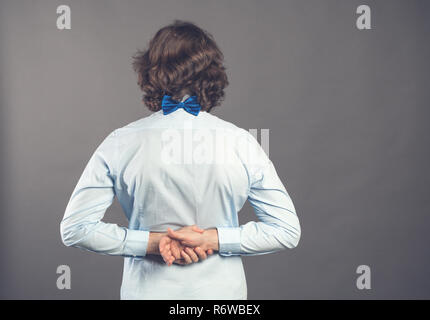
top-left (115, 109), bottom-right (251, 299)
top-left (61, 107), bottom-right (300, 299)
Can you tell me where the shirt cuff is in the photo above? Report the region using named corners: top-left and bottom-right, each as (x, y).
top-left (123, 229), bottom-right (149, 258)
top-left (216, 227), bottom-right (242, 256)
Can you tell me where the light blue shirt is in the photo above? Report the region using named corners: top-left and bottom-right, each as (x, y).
top-left (60, 105), bottom-right (301, 299)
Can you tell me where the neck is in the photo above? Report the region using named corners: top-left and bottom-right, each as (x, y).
top-left (171, 89), bottom-right (193, 102)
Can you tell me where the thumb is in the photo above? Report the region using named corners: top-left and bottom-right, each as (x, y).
top-left (167, 228), bottom-right (186, 240)
top-left (191, 225), bottom-right (205, 234)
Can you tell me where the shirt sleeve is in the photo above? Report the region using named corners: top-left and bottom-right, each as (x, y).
top-left (217, 130), bottom-right (301, 256)
top-left (60, 130), bottom-right (150, 258)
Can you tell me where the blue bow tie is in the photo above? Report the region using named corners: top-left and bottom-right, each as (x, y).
top-left (161, 95), bottom-right (201, 116)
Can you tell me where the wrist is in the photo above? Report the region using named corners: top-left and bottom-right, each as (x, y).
top-left (147, 232), bottom-right (167, 255)
top-left (203, 228), bottom-right (219, 251)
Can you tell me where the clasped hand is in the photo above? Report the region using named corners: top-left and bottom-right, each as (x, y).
top-left (159, 225), bottom-right (215, 266)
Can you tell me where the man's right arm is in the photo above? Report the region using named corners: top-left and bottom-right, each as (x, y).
top-left (215, 130), bottom-right (301, 256)
top-left (216, 159), bottom-right (301, 256)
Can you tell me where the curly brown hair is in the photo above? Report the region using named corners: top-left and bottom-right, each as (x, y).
top-left (131, 20), bottom-right (229, 113)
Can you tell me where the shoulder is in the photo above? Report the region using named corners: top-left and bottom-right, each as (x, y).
top-left (113, 111), bottom-right (164, 136)
top-left (199, 111), bottom-right (246, 134)
top-left (201, 113), bottom-right (270, 166)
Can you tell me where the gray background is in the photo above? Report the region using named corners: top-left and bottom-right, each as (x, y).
top-left (0, 0), bottom-right (429, 299)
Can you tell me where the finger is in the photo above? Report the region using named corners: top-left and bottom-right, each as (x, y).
top-left (167, 228), bottom-right (186, 241)
top-left (164, 243), bottom-right (171, 253)
top-left (185, 247), bottom-right (199, 263)
top-left (168, 251), bottom-right (177, 265)
top-left (160, 251), bottom-right (168, 263)
top-left (180, 250), bottom-right (193, 264)
top-left (173, 259), bottom-right (186, 265)
top-left (168, 254), bottom-right (175, 266)
top-left (163, 242), bottom-right (171, 255)
top-left (161, 245), bottom-right (174, 265)
top-left (160, 247), bottom-right (172, 264)
top-left (194, 246), bottom-right (207, 260)
top-left (159, 236), bottom-right (170, 253)
top-left (170, 243), bottom-right (182, 260)
top-left (180, 240), bottom-right (193, 247)
top-left (162, 251), bottom-right (174, 265)
top-left (162, 243), bottom-right (174, 260)
top-left (207, 249), bottom-right (214, 255)
top-left (166, 250), bottom-right (175, 266)
top-left (191, 225), bottom-right (205, 234)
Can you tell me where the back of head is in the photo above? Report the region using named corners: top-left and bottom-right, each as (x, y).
top-left (132, 20), bottom-right (229, 113)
